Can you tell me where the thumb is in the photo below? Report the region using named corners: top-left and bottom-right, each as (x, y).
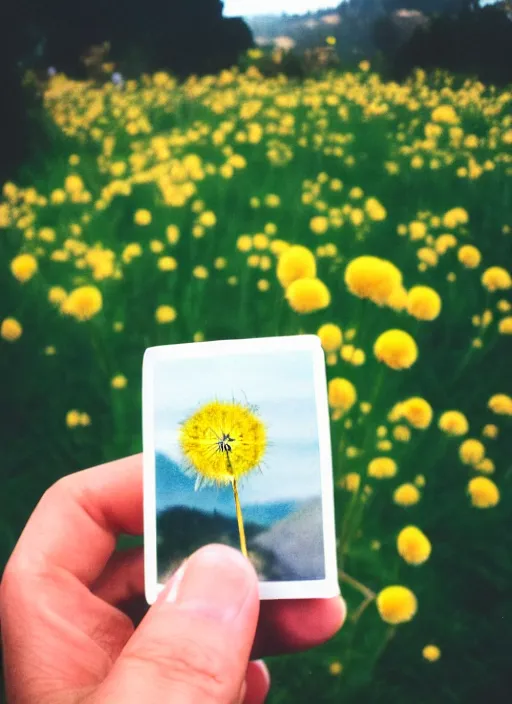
top-left (95, 545), bottom-right (260, 704)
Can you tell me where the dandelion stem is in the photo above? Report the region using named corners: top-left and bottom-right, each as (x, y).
top-left (232, 478), bottom-right (248, 557)
top-left (340, 571), bottom-right (375, 600)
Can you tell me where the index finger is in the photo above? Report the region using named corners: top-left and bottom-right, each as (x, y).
top-left (6, 455), bottom-right (143, 586)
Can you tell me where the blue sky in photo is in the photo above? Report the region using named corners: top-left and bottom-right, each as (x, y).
top-left (152, 348), bottom-right (323, 508)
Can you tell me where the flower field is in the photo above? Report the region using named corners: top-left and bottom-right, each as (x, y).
top-left (1, 61), bottom-right (512, 702)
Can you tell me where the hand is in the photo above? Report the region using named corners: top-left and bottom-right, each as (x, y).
top-left (0, 456), bottom-right (345, 704)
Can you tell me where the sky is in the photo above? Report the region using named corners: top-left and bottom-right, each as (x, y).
top-left (223, 0), bottom-right (340, 17)
top-left (223, 0), bottom-right (498, 18)
top-left (151, 348), bottom-right (324, 506)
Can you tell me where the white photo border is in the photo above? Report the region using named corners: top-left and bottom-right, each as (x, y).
top-left (143, 335), bottom-right (339, 603)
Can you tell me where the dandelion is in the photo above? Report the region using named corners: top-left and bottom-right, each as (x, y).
top-left (62, 286), bottom-right (103, 321)
top-left (377, 586), bottom-right (417, 625)
top-left (498, 317), bottom-right (512, 334)
top-left (180, 400), bottom-right (266, 556)
top-left (285, 278), bottom-right (330, 314)
top-left (329, 661), bottom-right (343, 676)
top-left (475, 458), bottom-right (495, 474)
top-left (459, 438), bottom-right (485, 466)
top-left (407, 286), bottom-right (442, 321)
top-left (193, 266), bottom-right (209, 280)
top-left (423, 645), bottom-right (441, 662)
top-left (277, 245), bottom-right (316, 287)
top-left (158, 256), bottom-right (178, 272)
top-left (397, 526), bottom-right (431, 566)
top-left (10, 254), bottom-right (38, 283)
top-left (1, 318), bottom-right (22, 342)
top-left (365, 197), bottom-right (387, 221)
top-left (393, 425), bottom-right (411, 443)
top-left (442, 207), bottom-right (468, 229)
top-left (368, 457), bottom-right (397, 479)
top-left (438, 411), bottom-right (469, 436)
top-left (488, 394), bottom-right (512, 415)
top-left (393, 483), bottom-right (421, 506)
top-left (481, 267), bottom-right (511, 292)
top-left (66, 410), bottom-right (81, 428)
top-left (467, 476), bottom-right (500, 508)
top-left (310, 216), bottom-right (329, 235)
top-left (317, 324), bottom-right (342, 353)
top-left (341, 473), bottom-right (361, 492)
top-left (458, 245), bottom-right (481, 269)
top-left (155, 305), bottom-right (177, 323)
top-left (111, 375), bottom-right (127, 389)
top-left (166, 225), bottom-right (180, 245)
top-left (374, 330), bottom-right (418, 370)
top-left (345, 256), bottom-right (402, 306)
top-left (48, 286), bottom-right (67, 307)
top-left (482, 424), bottom-right (498, 439)
top-left (409, 221), bottom-right (427, 240)
top-left (402, 397), bottom-right (433, 429)
top-left (134, 209), bottom-right (152, 226)
top-left (328, 378), bottom-right (357, 413)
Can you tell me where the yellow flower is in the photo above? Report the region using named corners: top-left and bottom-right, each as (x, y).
top-left (48, 286), bottom-right (67, 306)
top-left (488, 394), bottom-right (512, 415)
top-left (377, 586), bottom-right (417, 625)
top-left (409, 221), bottom-right (427, 240)
top-left (134, 208), bottom-right (152, 226)
top-left (442, 207), bottom-right (468, 229)
top-left (374, 329), bottom-right (418, 370)
top-left (467, 476), bottom-right (500, 508)
top-left (310, 215), bottom-right (329, 235)
top-left (438, 410), bottom-right (469, 436)
top-left (345, 256), bottom-right (402, 306)
top-left (317, 324), bottom-right (342, 353)
top-left (62, 286), bottom-right (103, 321)
top-left (38, 227), bottom-right (56, 243)
top-left (265, 194), bottom-right (280, 208)
top-left (435, 233), bottom-right (457, 254)
top-left (387, 287), bottom-right (408, 312)
top-left (328, 661), bottom-right (343, 676)
top-left (158, 256), bottom-right (178, 272)
top-left (459, 438), bottom-right (485, 466)
top-left (285, 278), bottom-right (330, 314)
top-left (498, 316), bottom-right (512, 334)
top-left (497, 299), bottom-right (511, 313)
top-left (482, 423), bottom-right (498, 439)
top-left (414, 475), bottom-right (426, 487)
top-left (257, 279), bottom-right (270, 292)
top-left (111, 374), bottom-right (127, 389)
top-left (155, 305), bottom-right (177, 323)
top-left (180, 400), bottom-right (266, 484)
top-left (199, 210), bottom-right (216, 227)
top-left (422, 645), bottom-right (441, 662)
top-left (368, 457), bottom-right (397, 479)
top-left (407, 286), bottom-right (442, 321)
top-left (328, 378), bottom-right (357, 413)
top-left (341, 473), bottom-right (361, 492)
top-left (66, 410), bottom-right (81, 428)
top-left (193, 265), bottom-right (209, 279)
top-left (1, 317), bottom-right (22, 342)
top-left (475, 458), bottom-right (495, 474)
top-left (65, 175), bottom-right (84, 194)
top-left (150, 240), bottom-right (165, 254)
top-left (11, 254), bottom-right (38, 283)
top-left (393, 483), bottom-right (421, 506)
top-left (80, 412), bottom-right (91, 427)
top-left (122, 242), bottom-right (143, 263)
top-left (458, 245), bottom-right (481, 268)
top-left (277, 245), bottom-right (316, 287)
top-left (482, 267), bottom-right (512, 292)
top-left (402, 397), bottom-right (433, 429)
top-left (166, 225), bottom-right (180, 245)
top-left (393, 425), bottom-right (411, 442)
top-left (377, 439), bottom-right (392, 452)
top-left (431, 104), bottom-right (459, 125)
top-left (397, 526), bottom-right (431, 565)
top-left (365, 197), bottom-right (387, 221)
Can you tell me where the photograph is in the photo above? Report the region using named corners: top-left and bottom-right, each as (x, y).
top-left (143, 335), bottom-right (338, 602)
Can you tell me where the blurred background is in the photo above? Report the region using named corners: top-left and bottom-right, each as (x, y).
top-left (1, 1), bottom-right (511, 702)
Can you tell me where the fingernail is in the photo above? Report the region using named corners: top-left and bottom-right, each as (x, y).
top-left (254, 660), bottom-right (270, 687)
top-left (171, 544), bottom-right (256, 622)
top-left (165, 560), bottom-right (187, 603)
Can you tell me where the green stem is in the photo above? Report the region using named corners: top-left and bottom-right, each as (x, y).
top-left (232, 479), bottom-right (247, 557)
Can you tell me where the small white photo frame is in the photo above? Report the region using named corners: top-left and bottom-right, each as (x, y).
top-left (143, 335), bottom-right (339, 603)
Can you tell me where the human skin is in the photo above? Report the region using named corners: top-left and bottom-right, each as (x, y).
top-left (0, 455), bottom-right (345, 704)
